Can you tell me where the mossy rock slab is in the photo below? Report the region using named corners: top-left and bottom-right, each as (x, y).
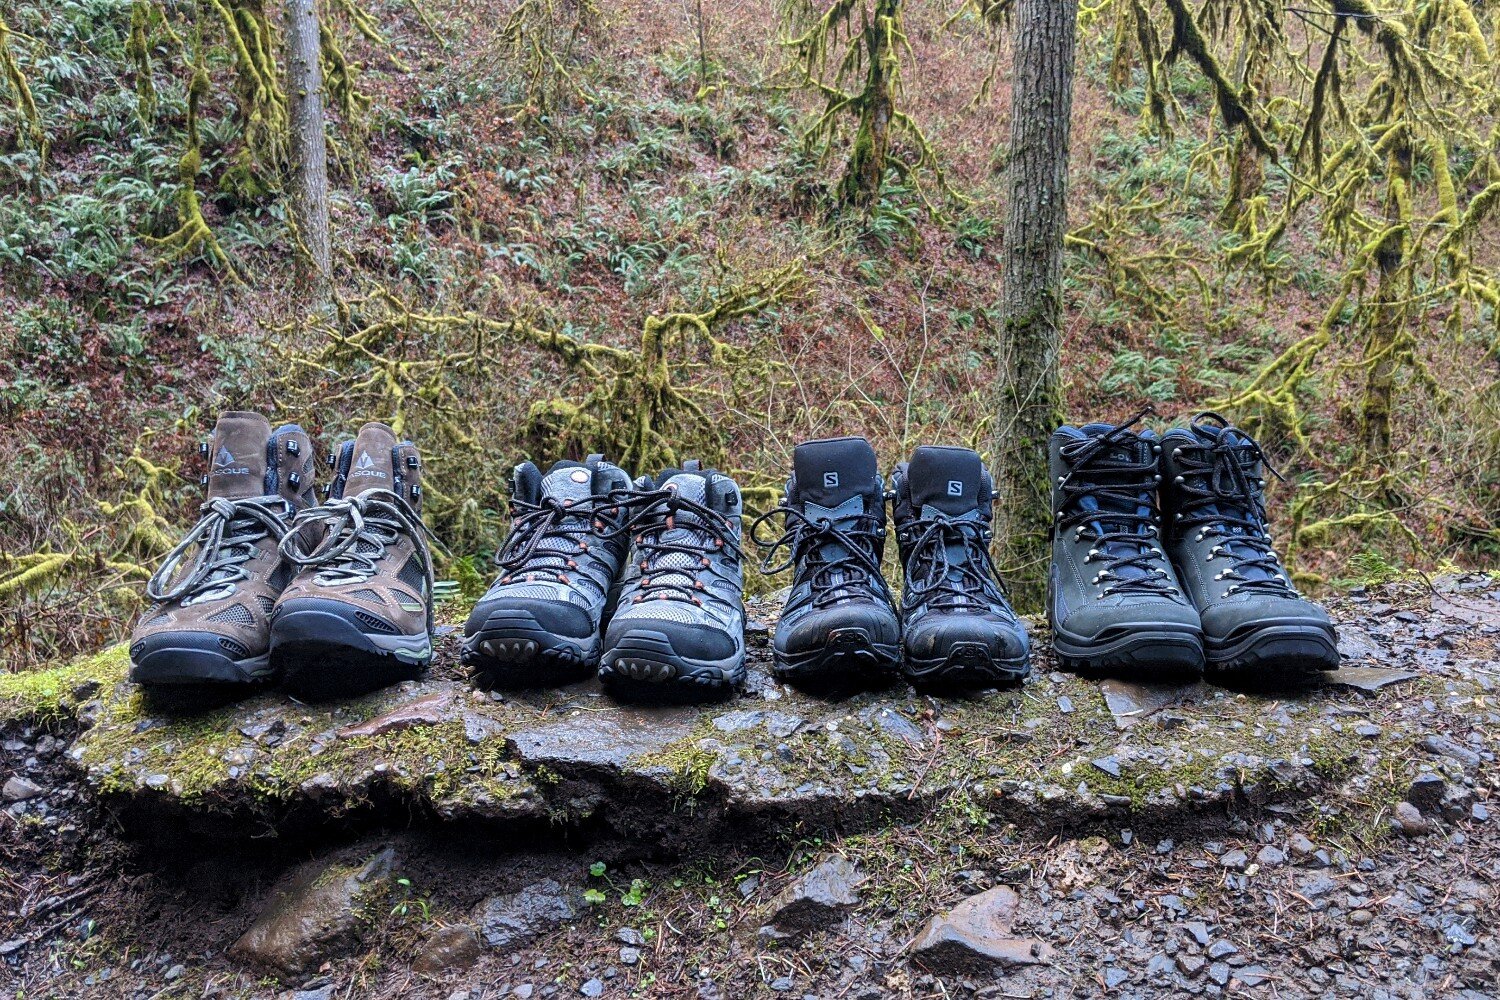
top-left (4, 581), bottom-right (1495, 849)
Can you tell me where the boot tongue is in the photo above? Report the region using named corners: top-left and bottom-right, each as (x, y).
top-left (345, 422), bottom-right (399, 497)
top-left (793, 437), bottom-right (878, 516)
top-left (908, 446), bottom-right (983, 517)
top-left (206, 411), bottom-right (272, 500)
top-left (542, 461), bottom-right (598, 505)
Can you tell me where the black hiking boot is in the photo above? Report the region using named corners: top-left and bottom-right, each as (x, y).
top-left (750, 437), bottom-right (901, 691)
top-left (272, 422), bottom-right (437, 700)
top-left (599, 461), bottom-right (746, 702)
top-left (130, 412), bottom-right (318, 689)
top-left (462, 456), bottom-right (633, 688)
top-left (891, 446), bottom-right (1030, 688)
top-left (1048, 409), bottom-right (1205, 678)
top-left (1159, 413), bottom-right (1339, 685)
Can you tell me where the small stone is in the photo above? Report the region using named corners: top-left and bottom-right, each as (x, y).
top-left (1350, 910), bottom-right (1374, 925)
top-left (1176, 954), bottom-right (1205, 977)
top-left (616, 928), bottom-right (645, 946)
top-left (619, 946), bottom-right (641, 966)
top-left (473, 879), bottom-right (585, 950)
top-left (1, 776), bottom-right (43, 802)
top-left (1218, 850), bottom-right (1248, 871)
top-left (1208, 962), bottom-right (1231, 986)
top-left (1185, 922), bottom-right (1210, 946)
top-left (1057, 696), bottom-right (1074, 715)
top-left (414, 925), bottom-right (481, 973)
top-left (1155, 839), bottom-right (1174, 855)
top-left (1301, 875), bottom-right (1337, 899)
top-left (1405, 774), bottom-right (1446, 813)
top-left (1287, 833), bottom-right (1316, 859)
top-left (1092, 756), bottom-right (1121, 778)
top-left (769, 977), bottom-right (793, 992)
top-left (1355, 724), bottom-right (1381, 739)
top-left (1103, 967), bottom-right (1129, 989)
top-left (513, 986), bottom-right (535, 1000)
top-left (1207, 940), bottom-right (1238, 960)
top-left (1392, 801), bottom-right (1430, 837)
top-left (909, 886), bottom-right (1053, 974)
top-left (1323, 667), bottom-right (1418, 693)
top-left (1256, 846), bottom-right (1285, 866)
top-left (580, 979), bottom-right (604, 998)
top-left (337, 692), bottom-right (452, 739)
top-left (1236, 966), bottom-right (1270, 987)
top-left (1472, 803), bottom-right (1489, 822)
top-left (164, 964), bottom-right (184, 980)
top-left (761, 857), bottom-right (861, 939)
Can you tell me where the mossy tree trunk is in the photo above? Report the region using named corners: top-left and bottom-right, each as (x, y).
top-left (991, 0), bottom-right (1077, 609)
top-left (837, 0), bottom-right (898, 208)
top-left (285, 0), bottom-right (331, 281)
top-left (1362, 134), bottom-right (1413, 459)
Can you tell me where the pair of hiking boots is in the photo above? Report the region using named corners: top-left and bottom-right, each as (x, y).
top-left (462, 458), bottom-right (747, 701)
top-left (1048, 410), bottom-right (1339, 682)
top-left (129, 413), bottom-right (437, 701)
top-left (752, 437), bottom-right (1030, 690)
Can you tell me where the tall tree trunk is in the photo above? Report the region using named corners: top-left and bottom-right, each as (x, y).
top-left (991, 0), bottom-right (1077, 610)
top-left (285, 0), bottom-right (331, 282)
top-left (838, 0), bottom-right (898, 208)
top-left (1362, 137), bottom-right (1412, 458)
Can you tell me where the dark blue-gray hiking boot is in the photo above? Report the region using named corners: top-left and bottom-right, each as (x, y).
top-left (463, 455), bottom-right (634, 688)
top-left (1049, 409), bottom-right (1205, 678)
top-left (750, 437), bottom-right (901, 689)
top-left (1159, 413), bottom-right (1339, 683)
top-left (599, 461), bottom-right (746, 701)
top-left (891, 446), bottom-right (1030, 687)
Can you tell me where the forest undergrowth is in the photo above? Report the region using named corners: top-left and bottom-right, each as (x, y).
top-left (0, 0), bottom-right (1496, 670)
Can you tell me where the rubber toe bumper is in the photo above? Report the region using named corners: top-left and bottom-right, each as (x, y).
top-left (129, 631), bottom-right (272, 687)
top-left (271, 602), bottom-right (430, 701)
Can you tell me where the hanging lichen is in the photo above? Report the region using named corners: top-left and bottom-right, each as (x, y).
top-left (146, 45), bottom-right (233, 272)
top-left (779, 0), bottom-right (959, 213)
top-left (0, 12), bottom-right (46, 160)
top-left (497, 0), bottom-right (600, 120)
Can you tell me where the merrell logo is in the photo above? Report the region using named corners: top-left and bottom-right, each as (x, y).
top-left (823, 472), bottom-right (839, 489)
top-left (351, 450), bottom-right (386, 480)
top-left (212, 446), bottom-right (249, 475)
top-left (947, 480), bottom-right (963, 496)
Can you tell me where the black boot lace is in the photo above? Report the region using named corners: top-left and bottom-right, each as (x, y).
top-left (1171, 412), bottom-right (1295, 597)
top-left (493, 494), bottom-right (619, 592)
top-left (608, 487), bottom-right (742, 609)
top-left (749, 504), bottom-right (896, 610)
top-left (902, 515), bottom-right (1007, 612)
top-left (1056, 406), bottom-right (1178, 598)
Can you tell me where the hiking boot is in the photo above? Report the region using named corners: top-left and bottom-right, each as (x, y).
top-left (130, 412), bottom-right (318, 687)
top-left (462, 455), bottom-right (633, 688)
top-left (750, 437), bottom-right (900, 689)
top-left (1159, 413), bottom-right (1339, 682)
top-left (891, 446), bottom-right (1030, 687)
top-left (599, 461), bottom-right (746, 701)
top-left (1049, 410), bottom-right (1205, 678)
top-left (272, 422), bottom-right (437, 700)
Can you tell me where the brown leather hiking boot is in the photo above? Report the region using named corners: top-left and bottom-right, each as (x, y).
top-left (130, 412), bottom-right (318, 687)
top-left (272, 422), bottom-right (436, 700)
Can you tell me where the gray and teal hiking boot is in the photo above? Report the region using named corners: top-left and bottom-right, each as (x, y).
top-left (891, 446), bottom-right (1030, 687)
top-left (462, 456), bottom-right (633, 688)
top-left (599, 462), bottom-right (746, 701)
top-left (1159, 413), bottom-right (1339, 683)
top-left (1049, 410), bottom-right (1205, 678)
top-left (750, 437), bottom-right (901, 690)
top-left (272, 422), bottom-right (437, 700)
top-left (130, 412), bottom-right (318, 688)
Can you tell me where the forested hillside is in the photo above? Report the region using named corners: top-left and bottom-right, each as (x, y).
top-left (2, 0), bottom-right (1497, 671)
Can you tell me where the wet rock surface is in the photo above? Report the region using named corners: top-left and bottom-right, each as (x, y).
top-left (758, 854), bottom-right (861, 940)
top-left (228, 847), bottom-right (397, 974)
top-left (1, 575), bottom-right (1497, 998)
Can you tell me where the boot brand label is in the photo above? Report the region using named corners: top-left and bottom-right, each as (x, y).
top-left (351, 450), bottom-right (388, 481)
top-left (823, 472), bottom-right (839, 488)
top-left (947, 480), bottom-right (964, 496)
top-left (212, 447), bottom-right (249, 476)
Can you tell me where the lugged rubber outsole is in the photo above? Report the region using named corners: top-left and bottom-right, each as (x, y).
top-left (272, 609), bottom-right (429, 701)
top-left (772, 628), bottom-right (902, 693)
top-left (463, 610), bottom-right (598, 689)
top-left (1206, 622), bottom-right (1340, 689)
top-left (129, 647), bottom-right (273, 688)
top-left (599, 630), bottom-right (744, 704)
top-left (1052, 625), bottom-right (1206, 681)
top-left (903, 641), bottom-right (1031, 689)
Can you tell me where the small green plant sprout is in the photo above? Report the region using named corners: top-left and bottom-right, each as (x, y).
top-left (621, 878), bottom-right (648, 907)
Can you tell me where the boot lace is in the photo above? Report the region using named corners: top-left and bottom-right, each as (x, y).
top-left (147, 496), bottom-right (292, 603)
top-left (903, 515), bottom-right (1006, 612)
top-left (749, 505), bottom-right (896, 611)
top-left (1056, 406), bottom-right (1178, 598)
top-left (609, 487), bottom-right (741, 608)
top-left (1172, 412), bottom-right (1295, 597)
top-left (492, 494), bottom-right (619, 592)
top-left (279, 490), bottom-right (440, 608)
